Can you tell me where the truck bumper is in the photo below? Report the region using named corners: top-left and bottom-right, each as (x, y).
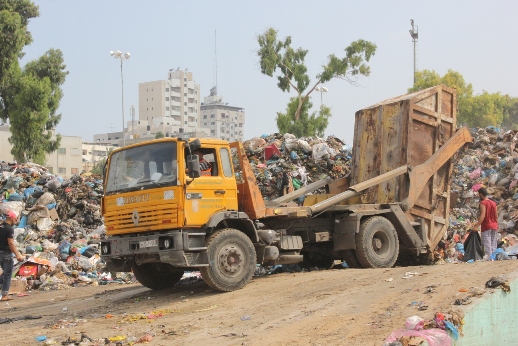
top-left (101, 230), bottom-right (208, 269)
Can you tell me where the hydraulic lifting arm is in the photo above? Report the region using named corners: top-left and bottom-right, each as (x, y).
top-left (307, 127), bottom-right (473, 215)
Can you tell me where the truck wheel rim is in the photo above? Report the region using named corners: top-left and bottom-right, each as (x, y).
top-left (372, 231), bottom-right (390, 257)
top-left (218, 244), bottom-right (244, 277)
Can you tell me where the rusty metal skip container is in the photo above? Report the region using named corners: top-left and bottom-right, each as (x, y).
top-left (351, 85), bottom-right (457, 250)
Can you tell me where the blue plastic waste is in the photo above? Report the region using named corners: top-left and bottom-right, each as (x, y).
top-left (444, 321), bottom-right (459, 341)
top-left (46, 203), bottom-right (56, 210)
top-left (18, 215), bottom-right (28, 228)
top-left (35, 336), bottom-right (47, 342)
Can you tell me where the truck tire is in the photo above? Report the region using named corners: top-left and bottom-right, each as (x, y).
top-left (355, 216), bottom-right (399, 268)
top-left (342, 250), bottom-right (362, 268)
top-left (132, 262), bottom-right (184, 290)
top-left (200, 228), bottom-right (256, 292)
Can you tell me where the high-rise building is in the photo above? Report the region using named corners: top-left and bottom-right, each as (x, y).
top-left (200, 87), bottom-right (245, 142)
top-left (138, 69), bottom-right (203, 136)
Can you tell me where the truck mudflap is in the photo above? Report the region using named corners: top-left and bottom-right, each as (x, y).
top-left (101, 230), bottom-right (209, 268)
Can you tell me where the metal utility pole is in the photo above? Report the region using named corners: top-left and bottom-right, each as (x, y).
top-left (110, 50), bottom-right (131, 147)
top-left (409, 19), bottom-right (419, 83)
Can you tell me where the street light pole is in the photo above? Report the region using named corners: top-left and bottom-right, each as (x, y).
top-left (315, 86), bottom-right (328, 106)
top-left (110, 50), bottom-right (131, 147)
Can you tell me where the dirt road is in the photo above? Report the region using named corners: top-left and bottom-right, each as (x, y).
top-left (3, 261), bottom-right (517, 346)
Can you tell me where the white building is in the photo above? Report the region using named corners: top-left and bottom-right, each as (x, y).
top-left (139, 69), bottom-right (205, 136)
top-left (82, 142), bottom-right (117, 173)
top-left (93, 70), bottom-right (245, 144)
top-left (45, 135), bottom-right (83, 177)
top-left (0, 126), bottom-right (82, 177)
top-left (200, 87), bottom-right (245, 142)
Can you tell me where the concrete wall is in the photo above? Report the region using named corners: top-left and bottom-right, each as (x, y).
top-left (0, 127), bottom-right (14, 161)
top-left (456, 276), bottom-right (518, 345)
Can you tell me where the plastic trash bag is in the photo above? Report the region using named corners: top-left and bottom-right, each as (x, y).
top-left (405, 315), bottom-right (424, 330)
top-left (469, 167), bottom-right (482, 180)
top-left (385, 328), bottom-right (451, 346)
top-left (463, 231), bottom-right (484, 261)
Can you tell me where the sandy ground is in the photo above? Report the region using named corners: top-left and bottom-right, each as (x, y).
top-left (2, 260), bottom-right (517, 346)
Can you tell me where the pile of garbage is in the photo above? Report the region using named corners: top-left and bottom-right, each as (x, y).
top-left (441, 127), bottom-right (518, 261)
top-left (384, 310), bottom-right (464, 346)
top-left (0, 161), bottom-right (125, 291)
top-left (239, 133), bottom-right (352, 200)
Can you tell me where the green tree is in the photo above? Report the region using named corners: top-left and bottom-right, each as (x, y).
top-left (155, 131), bottom-right (165, 139)
top-left (257, 27), bottom-right (376, 134)
top-left (467, 91), bottom-right (508, 128)
top-left (277, 98), bottom-right (331, 137)
top-left (408, 69), bottom-right (513, 128)
top-left (91, 147), bottom-right (114, 175)
top-left (502, 96), bottom-right (518, 130)
top-left (0, 1), bottom-right (68, 164)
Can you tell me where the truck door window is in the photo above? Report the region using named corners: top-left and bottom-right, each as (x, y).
top-left (220, 148), bottom-right (233, 177)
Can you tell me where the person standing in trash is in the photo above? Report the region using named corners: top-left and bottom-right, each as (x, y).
top-left (0, 211), bottom-right (24, 301)
top-left (471, 187), bottom-right (499, 259)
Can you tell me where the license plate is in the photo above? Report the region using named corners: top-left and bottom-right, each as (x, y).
top-left (139, 239), bottom-right (158, 248)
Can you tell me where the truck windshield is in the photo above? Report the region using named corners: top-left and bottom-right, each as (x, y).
top-left (105, 141), bottom-right (178, 194)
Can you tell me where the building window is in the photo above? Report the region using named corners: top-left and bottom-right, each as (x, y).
top-left (166, 107), bottom-right (169, 111)
top-left (58, 167), bottom-right (66, 174)
top-left (82, 150), bottom-right (87, 155)
top-left (211, 122), bottom-right (215, 125)
top-left (166, 97), bottom-right (169, 101)
top-left (239, 123), bottom-right (243, 127)
top-left (211, 130), bottom-right (215, 135)
top-left (185, 121), bottom-right (187, 124)
top-left (204, 122), bottom-right (207, 126)
top-left (184, 112), bottom-right (187, 115)
top-left (71, 148), bottom-right (80, 156)
top-left (71, 168), bottom-right (79, 175)
top-left (211, 114), bottom-right (215, 118)
top-left (58, 148), bottom-right (66, 154)
top-left (203, 114), bottom-right (207, 119)
top-left (165, 88), bottom-right (169, 92)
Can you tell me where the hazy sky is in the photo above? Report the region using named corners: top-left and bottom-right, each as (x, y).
top-left (22, 1), bottom-right (518, 144)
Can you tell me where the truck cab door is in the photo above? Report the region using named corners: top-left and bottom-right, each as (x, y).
top-left (184, 146), bottom-right (238, 227)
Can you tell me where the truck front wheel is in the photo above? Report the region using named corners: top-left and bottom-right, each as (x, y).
top-left (201, 228), bottom-right (256, 292)
top-left (355, 216), bottom-right (399, 268)
top-left (132, 262), bottom-right (184, 290)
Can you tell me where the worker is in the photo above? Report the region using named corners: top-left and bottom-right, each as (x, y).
top-left (0, 211), bottom-right (24, 301)
top-left (471, 187), bottom-right (499, 259)
top-left (194, 149), bottom-right (212, 176)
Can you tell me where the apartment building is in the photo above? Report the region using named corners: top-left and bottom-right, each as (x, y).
top-left (0, 126), bottom-right (82, 177)
top-left (93, 70), bottom-right (245, 144)
top-left (82, 142), bottom-right (117, 173)
top-left (139, 69), bottom-right (202, 135)
top-left (45, 135), bottom-right (83, 177)
top-left (200, 87), bottom-right (245, 142)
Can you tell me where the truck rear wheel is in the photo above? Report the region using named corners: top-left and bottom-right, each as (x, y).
top-left (355, 216), bottom-right (399, 268)
top-left (200, 228), bottom-right (256, 292)
top-left (132, 262), bottom-right (184, 290)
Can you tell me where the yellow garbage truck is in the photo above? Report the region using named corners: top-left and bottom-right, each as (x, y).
top-left (100, 85), bottom-right (472, 292)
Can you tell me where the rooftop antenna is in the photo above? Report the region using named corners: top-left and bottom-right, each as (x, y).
top-left (409, 19), bottom-right (419, 84)
top-left (213, 29), bottom-right (218, 95)
top-left (130, 105), bottom-right (139, 138)
top-left (108, 123), bottom-right (115, 132)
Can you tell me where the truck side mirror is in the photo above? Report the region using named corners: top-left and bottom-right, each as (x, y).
top-left (187, 155), bottom-right (201, 178)
top-left (189, 139), bottom-right (201, 152)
